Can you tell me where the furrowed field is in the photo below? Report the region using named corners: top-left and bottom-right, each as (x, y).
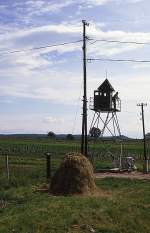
top-left (0, 136), bottom-right (150, 233)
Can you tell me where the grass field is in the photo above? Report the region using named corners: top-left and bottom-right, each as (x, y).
top-left (0, 137), bottom-right (150, 233)
top-left (0, 177), bottom-right (150, 233)
top-left (0, 137), bottom-right (149, 173)
top-left (0, 137), bottom-right (149, 158)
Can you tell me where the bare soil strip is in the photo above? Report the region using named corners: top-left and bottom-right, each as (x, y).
top-left (95, 172), bottom-right (150, 180)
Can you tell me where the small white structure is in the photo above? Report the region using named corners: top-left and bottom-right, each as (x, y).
top-left (112, 156), bottom-right (137, 172)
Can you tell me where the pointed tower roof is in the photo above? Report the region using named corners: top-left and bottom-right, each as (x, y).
top-left (98, 79), bottom-right (115, 92)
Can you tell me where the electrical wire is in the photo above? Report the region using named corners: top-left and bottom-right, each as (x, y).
top-left (0, 40), bottom-right (83, 55)
top-left (89, 39), bottom-right (150, 46)
top-left (1, 37), bottom-right (150, 64)
top-left (2, 38), bottom-right (150, 55)
top-left (1, 36), bottom-right (150, 55)
top-left (87, 38), bottom-right (150, 63)
top-left (87, 58), bottom-right (150, 63)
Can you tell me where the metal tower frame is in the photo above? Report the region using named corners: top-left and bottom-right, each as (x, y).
top-left (89, 111), bottom-right (121, 138)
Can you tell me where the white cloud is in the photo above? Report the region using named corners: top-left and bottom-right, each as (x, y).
top-left (0, 113), bottom-right (79, 134)
top-left (1, 21), bottom-right (150, 58)
top-left (24, 0), bottom-right (75, 15)
top-left (0, 0), bottom-right (148, 136)
top-left (82, 0), bottom-right (112, 7)
top-left (1, 20), bottom-right (150, 107)
top-left (132, 63), bottom-right (150, 69)
top-left (9, 0), bottom-right (144, 23)
top-left (0, 68), bottom-right (82, 104)
top-left (44, 116), bottom-right (64, 124)
top-left (83, 0), bottom-right (144, 6)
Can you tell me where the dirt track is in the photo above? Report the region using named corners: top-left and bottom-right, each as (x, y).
top-left (95, 172), bottom-right (150, 180)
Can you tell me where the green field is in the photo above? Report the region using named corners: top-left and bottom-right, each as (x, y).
top-left (0, 137), bottom-right (149, 157)
top-left (0, 137), bottom-right (149, 173)
top-left (0, 177), bottom-right (150, 233)
top-left (0, 137), bottom-right (150, 233)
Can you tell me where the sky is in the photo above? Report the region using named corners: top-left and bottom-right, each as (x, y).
top-left (0, 0), bottom-right (150, 138)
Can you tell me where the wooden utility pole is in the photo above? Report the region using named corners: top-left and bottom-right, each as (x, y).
top-left (137, 103), bottom-right (149, 173)
top-left (81, 20), bottom-right (89, 157)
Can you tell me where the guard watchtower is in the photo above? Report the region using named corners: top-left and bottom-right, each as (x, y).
top-left (90, 79), bottom-right (121, 138)
top-left (93, 79), bottom-right (121, 112)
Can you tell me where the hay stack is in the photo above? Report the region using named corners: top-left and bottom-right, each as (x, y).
top-left (50, 153), bottom-right (96, 195)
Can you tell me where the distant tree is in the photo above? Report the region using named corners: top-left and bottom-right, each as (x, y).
top-left (145, 132), bottom-right (150, 139)
top-left (47, 131), bottom-right (56, 140)
top-left (66, 134), bottom-right (74, 140)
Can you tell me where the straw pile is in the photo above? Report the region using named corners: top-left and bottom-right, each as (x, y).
top-left (50, 153), bottom-right (96, 196)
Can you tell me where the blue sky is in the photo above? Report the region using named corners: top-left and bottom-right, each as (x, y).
top-left (0, 0), bottom-right (150, 137)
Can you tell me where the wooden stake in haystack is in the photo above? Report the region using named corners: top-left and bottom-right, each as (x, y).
top-left (50, 153), bottom-right (96, 196)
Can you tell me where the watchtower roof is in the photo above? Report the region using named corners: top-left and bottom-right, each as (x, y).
top-left (98, 79), bottom-right (115, 92)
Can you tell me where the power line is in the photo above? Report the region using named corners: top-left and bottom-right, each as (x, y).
top-left (1, 35), bottom-right (150, 65)
top-left (87, 58), bottom-right (150, 63)
top-left (89, 39), bottom-right (150, 46)
top-left (1, 38), bottom-right (150, 55)
top-left (0, 40), bottom-right (83, 55)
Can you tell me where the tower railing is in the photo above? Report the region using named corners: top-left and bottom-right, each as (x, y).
top-left (89, 97), bottom-right (121, 112)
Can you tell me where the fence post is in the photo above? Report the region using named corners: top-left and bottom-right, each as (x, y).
top-left (119, 143), bottom-right (123, 170)
top-left (45, 153), bottom-right (51, 182)
top-left (6, 155), bottom-right (10, 179)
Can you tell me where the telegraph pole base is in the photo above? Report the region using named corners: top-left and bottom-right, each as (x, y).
top-left (143, 159), bottom-right (149, 174)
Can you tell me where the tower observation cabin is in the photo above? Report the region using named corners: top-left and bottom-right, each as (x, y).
top-left (89, 79), bottom-right (121, 138)
top-left (91, 79), bottom-right (121, 112)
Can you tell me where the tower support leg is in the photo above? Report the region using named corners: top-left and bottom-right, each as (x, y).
top-left (89, 111), bottom-right (121, 138)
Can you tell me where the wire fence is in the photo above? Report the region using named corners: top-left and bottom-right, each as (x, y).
top-left (0, 140), bottom-right (149, 188)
